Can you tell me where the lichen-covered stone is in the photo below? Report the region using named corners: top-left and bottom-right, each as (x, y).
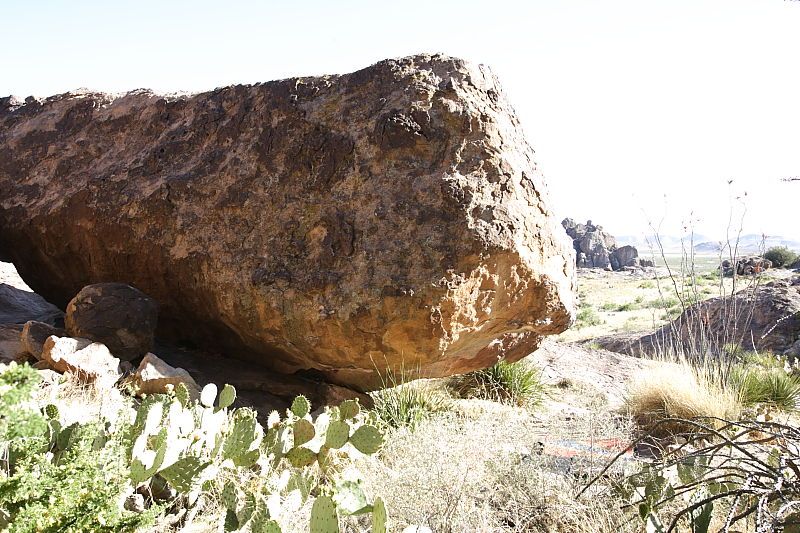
top-left (0, 54), bottom-right (575, 389)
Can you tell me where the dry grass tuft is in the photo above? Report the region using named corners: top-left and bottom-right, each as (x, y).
top-left (625, 362), bottom-right (740, 435)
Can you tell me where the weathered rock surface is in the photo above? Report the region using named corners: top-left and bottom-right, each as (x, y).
top-left (562, 218), bottom-right (644, 271)
top-left (65, 283), bottom-right (158, 361)
top-left (21, 320), bottom-right (66, 360)
top-left (0, 324), bottom-right (24, 363)
top-left (131, 352), bottom-right (199, 397)
top-left (0, 54), bottom-right (575, 388)
top-left (0, 282), bottom-right (63, 325)
top-left (594, 277), bottom-right (800, 359)
top-left (41, 335), bottom-right (124, 387)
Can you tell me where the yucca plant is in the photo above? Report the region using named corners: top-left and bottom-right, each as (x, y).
top-left (450, 360), bottom-right (544, 407)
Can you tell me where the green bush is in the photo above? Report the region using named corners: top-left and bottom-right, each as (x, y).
top-left (449, 360), bottom-right (544, 407)
top-left (763, 246), bottom-right (798, 268)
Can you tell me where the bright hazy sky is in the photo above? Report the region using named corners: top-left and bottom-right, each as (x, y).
top-left (3, 0), bottom-right (799, 241)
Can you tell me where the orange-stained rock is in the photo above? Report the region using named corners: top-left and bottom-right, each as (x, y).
top-left (0, 54), bottom-right (576, 389)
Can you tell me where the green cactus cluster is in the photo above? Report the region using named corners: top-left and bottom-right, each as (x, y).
top-left (124, 383), bottom-right (387, 532)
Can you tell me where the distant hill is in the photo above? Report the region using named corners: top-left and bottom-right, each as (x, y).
top-left (693, 235), bottom-right (800, 254)
top-left (615, 233), bottom-right (800, 255)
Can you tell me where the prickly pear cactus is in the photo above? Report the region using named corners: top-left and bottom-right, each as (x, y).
top-left (372, 497), bottom-right (387, 533)
top-left (349, 425), bottom-right (383, 454)
top-left (310, 495), bottom-right (339, 533)
top-left (291, 395), bottom-right (311, 418)
top-left (43, 403), bottom-right (59, 420)
top-left (218, 384), bottom-right (236, 410)
top-left (324, 420), bottom-right (350, 449)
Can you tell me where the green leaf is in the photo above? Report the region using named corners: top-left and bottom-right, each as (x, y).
top-left (325, 420), bottom-right (350, 449)
top-left (372, 497), bottom-right (387, 533)
top-left (286, 447), bottom-right (316, 468)
top-left (349, 425), bottom-right (383, 455)
top-left (159, 456), bottom-right (210, 493)
top-left (218, 384), bottom-right (237, 410)
top-left (310, 495), bottom-right (339, 533)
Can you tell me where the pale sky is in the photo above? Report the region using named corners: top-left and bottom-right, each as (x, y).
top-left (3, 0), bottom-right (799, 241)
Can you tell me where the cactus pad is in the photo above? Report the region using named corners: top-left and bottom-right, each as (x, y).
top-left (175, 382), bottom-right (190, 407)
top-left (221, 480), bottom-right (238, 510)
top-left (325, 420), bottom-right (350, 449)
top-left (338, 399), bottom-right (360, 420)
top-left (286, 446), bottom-right (316, 468)
top-left (218, 383), bottom-right (236, 410)
top-left (293, 418), bottom-right (315, 447)
top-left (333, 480), bottom-right (370, 515)
top-left (310, 495), bottom-right (340, 533)
top-left (160, 456), bottom-right (210, 493)
top-left (372, 497), bottom-right (387, 533)
top-left (44, 403), bottom-right (59, 420)
top-left (291, 395), bottom-right (311, 418)
top-left (349, 425), bottom-right (383, 455)
top-left (200, 383), bottom-right (218, 408)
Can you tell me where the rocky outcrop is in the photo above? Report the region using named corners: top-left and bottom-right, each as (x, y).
top-left (0, 324), bottom-right (24, 363)
top-left (561, 219), bottom-right (646, 271)
top-left (65, 283), bottom-right (158, 361)
top-left (0, 54), bottom-right (575, 389)
top-left (594, 277), bottom-right (800, 359)
top-left (721, 256), bottom-right (772, 277)
top-left (131, 352), bottom-right (199, 397)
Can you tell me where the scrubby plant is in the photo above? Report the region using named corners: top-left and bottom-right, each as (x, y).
top-left (584, 418), bottom-right (800, 533)
top-left (0, 362), bottom-right (159, 532)
top-left (763, 246), bottom-right (798, 268)
top-left (370, 381), bottom-right (450, 430)
top-left (575, 304), bottom-right (603, 329)
top-left (449, 360), bottom-right (544, 407)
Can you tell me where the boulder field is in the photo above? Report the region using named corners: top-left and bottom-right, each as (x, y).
top-left (0, 54), bottom-right (576, 389)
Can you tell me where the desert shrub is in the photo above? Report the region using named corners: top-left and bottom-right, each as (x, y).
top-left (575, 304), bottom-right (602, 329)
top-left (586, 418), bottom-right (800, 532)
top-left (370, 381), bottom-right (451, 430)
top-left (449, 360), bottom-right (544, 407)
top-left (624, 363), bottom-right (740, 436)
top-left (638, 280), bottom-right (656, 289)
top-left (731, 366), bottom-right (800, 410)
top-left (763, 246), bottom-right (798, 267)
top-left (0, 362), bottom-right (158, 532)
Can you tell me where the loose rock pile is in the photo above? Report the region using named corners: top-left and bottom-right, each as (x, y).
top-left (561, 218), bottom-right (654, 271)
top-left (3, 282), bottom-right (200, 396)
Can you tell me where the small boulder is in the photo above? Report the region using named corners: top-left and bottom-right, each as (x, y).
top-left (131, 352), bottom-right (199, 397)
top-left (65, 283), bottom-right (158, 361)
top-left (21, 321), bottom-right (66, 360)
top-left (41, 335), bottom-right (124, 388)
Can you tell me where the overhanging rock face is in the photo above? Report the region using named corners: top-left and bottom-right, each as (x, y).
top-left (0, 54), bottom-right (576, 389)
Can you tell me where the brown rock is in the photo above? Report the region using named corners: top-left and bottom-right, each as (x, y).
top-left (131, 352), bottom-right (199, 397)
top-left (21, 320), bottom-right (66, 360)
top-left (41, 335), bottom-right (123, 387)
top-left (65, 283), bottom-right (158, 361)
top-left (0, 324), bottom-right (24, 363)
top-left (0, 54), bottom-right (575, 389)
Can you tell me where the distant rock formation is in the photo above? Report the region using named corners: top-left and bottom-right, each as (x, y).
top-left (721, 256), bottom-right (773, 277)
top-left (561, 219), bottom-right (653, 270)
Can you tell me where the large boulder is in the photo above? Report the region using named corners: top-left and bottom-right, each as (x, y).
top-left (41, 335), bottom-right (124, 388)
top-left (0, 54), bottom-right (575, 389)
top-left (65, 283), bottom-right (158, 361)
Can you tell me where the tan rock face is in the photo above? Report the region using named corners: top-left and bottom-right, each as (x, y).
top-left (0, 54), bottom-right (576, 389)
top-left (21, 320), bottom-right (66, 360)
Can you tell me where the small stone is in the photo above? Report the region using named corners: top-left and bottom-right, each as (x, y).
top-left (41, 335), bottom-right (123, 388)
top-left (131, 352), bottom-right (199, 398)
top-left (124, 493), bottom-right (146, 513)
top-left (21, 321), bottom-right (66, 360)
